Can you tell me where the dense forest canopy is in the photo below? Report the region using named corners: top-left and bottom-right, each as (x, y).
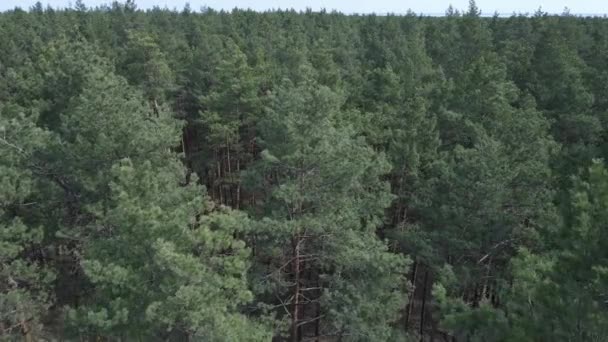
top-left (2, 0), bottom-right (608, 340)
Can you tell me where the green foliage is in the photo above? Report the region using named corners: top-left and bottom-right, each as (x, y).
top-left (69, 160), bottom-right (268, 340)
top-left (498, 161), bottom-right (608, 340)
top-left (0, 104), bottom-right (55, 340)
top-left (245, 71), bottom-right (408, 340)
top-left (3, 2), bottom-right (608, 340)
top-left (118, 30), bottom-right (175, 105)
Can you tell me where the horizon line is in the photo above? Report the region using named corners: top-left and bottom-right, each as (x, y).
top-left (2, 3), bottom-right (607, 17)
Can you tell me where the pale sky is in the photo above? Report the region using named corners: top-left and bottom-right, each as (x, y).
top-left (0, 0), bottom-right (606, 15)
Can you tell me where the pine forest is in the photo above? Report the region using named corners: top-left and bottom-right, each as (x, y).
top-left (2, 0), bottom-right (608, 340)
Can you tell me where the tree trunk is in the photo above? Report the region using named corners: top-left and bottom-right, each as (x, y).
top-left (420, 270), bottom-right (429, 342)
top-left (315, 267), bottom-right (321, 342)
top-left (292, 234), bottom-right (301, 342)
top-left (236, 158), bottom-right (241, 209)
top-left (405, 260), bottom-right (418, 331)
top-left (483, 258), bottom-right (492, 302)
top-left (20, 309), bottom-right (32, 342)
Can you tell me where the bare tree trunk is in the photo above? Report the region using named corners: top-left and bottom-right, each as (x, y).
top-left (236, 158), bottom-right (241, 209)
top-left (7, 276), bottom-right (33, 342)
top-left (19, 306), bottom-right (32, 342)
top-left (420, 270), bottom-right (429, 342)
top-left (215, 149), bottom-right (221, 201)
top-left (227, 139), bottom-right (232, 206)
top-left (481, 258), bottom-right (492, 303)
top-left (152, 98), bottom-right (160, 117)
top-left (314, 267), bottom-right (321, 342)
top-left (315, 304), bottom-right (321, 342)
top-left (21, 320), bottom-right (32, 342)
top-left (227, 140), bottom-right (231, 175)
top-left (405, 260), bottom-right (418, 331)
top-left (292, 234), bottom-right (301, 342)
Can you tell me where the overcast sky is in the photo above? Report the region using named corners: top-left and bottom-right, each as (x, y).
top-left (0, 0), bottom-right (605, 15)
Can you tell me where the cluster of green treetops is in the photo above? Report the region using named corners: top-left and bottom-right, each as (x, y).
top-left (2, 0), bottom-right (608, 340)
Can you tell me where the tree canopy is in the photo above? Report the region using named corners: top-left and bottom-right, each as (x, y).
top-left (2, 1), bottom-right (608, 341)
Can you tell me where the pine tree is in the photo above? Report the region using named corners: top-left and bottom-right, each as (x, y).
top-left (0, 103), bottom-right (55, 341)
top-left (118, 30), bottom-right (175, 112)
top-left (480, 160), bottom-right (608, 341)
top-left (53, 68), bottom-right (269, 340)
top-left (425, 41), bottom-right (557, 339)
top-left (198, 39), bottom-right (262, 208)
top-left (245, 66), bottom-right (409, 341)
